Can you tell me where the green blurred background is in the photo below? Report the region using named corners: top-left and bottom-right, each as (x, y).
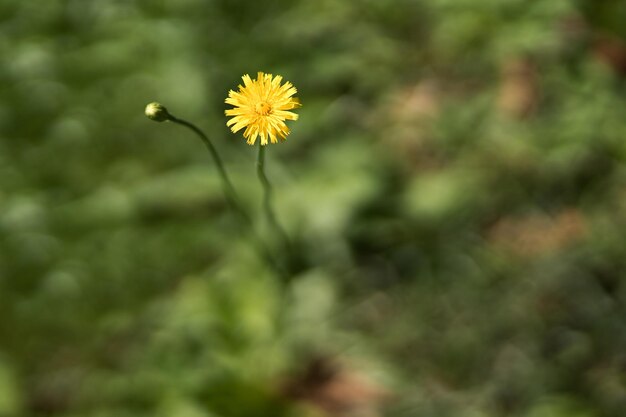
top-left (2, 0), bottom-right (626, 416)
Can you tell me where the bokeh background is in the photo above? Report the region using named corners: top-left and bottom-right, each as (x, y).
top-left (2, 0), bottom-right (626, 416)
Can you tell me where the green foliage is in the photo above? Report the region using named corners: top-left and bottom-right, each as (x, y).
top-left (1, 0), bottom-right (626, 416)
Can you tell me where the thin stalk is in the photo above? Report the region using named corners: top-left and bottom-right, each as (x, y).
top-left (166, 114), bottom-right (285, 277)
top-left (169, 115), bottom-right (244, 218)
top-left (256, 143), bottom-right (292, 253)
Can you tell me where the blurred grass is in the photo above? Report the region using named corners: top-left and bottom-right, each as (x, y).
top-left (2, 0), bottom-right (626, 416)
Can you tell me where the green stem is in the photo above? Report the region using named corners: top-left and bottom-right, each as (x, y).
top-left (256, 143), bottom-right (292, 252)
top-left (166, 114), bottom-right (285, 276)
top-left (169, 116), bottom-right (244, 218)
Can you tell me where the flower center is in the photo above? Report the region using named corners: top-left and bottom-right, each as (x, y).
top-left (255, 101), bottom-right (272, 116)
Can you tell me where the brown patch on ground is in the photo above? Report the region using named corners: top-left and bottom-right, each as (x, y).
top-left (497, 57), bottom-right (539, 119)
top-left (380, 80), bottom-right (444, 171)
top-left (487, 209), bottom-right (587, 257)
top-left (281, 356), bottom-right (389, 417)
top-left (593, 33), bottom-right (626, 75)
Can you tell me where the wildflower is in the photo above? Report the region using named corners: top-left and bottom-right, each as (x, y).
top-left (225, 72), bottom-right (301, 145)
top-left (144, 102), bottom-right (171, 122)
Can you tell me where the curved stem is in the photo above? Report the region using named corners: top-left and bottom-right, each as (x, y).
top-left (169, 116), bottom-right (245, 219)
top-left (166, 114), bottom-right (285, 277)
top-left (256, 143), bottom-right (292, 252)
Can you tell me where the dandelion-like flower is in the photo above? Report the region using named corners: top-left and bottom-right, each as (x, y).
top-left (225, 72), bottom-right (301, 146)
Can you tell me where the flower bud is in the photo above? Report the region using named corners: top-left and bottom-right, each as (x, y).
top-left (145, 102), bottom-right (171, 122)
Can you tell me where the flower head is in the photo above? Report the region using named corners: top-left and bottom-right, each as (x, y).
top-left (225, 72), bottom-right (301, 146)
top-left (145, 102), bottom-right (171, 122)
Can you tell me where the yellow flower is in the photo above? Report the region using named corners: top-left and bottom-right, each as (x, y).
top-left (225, 72), bottom-right (301, 146)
